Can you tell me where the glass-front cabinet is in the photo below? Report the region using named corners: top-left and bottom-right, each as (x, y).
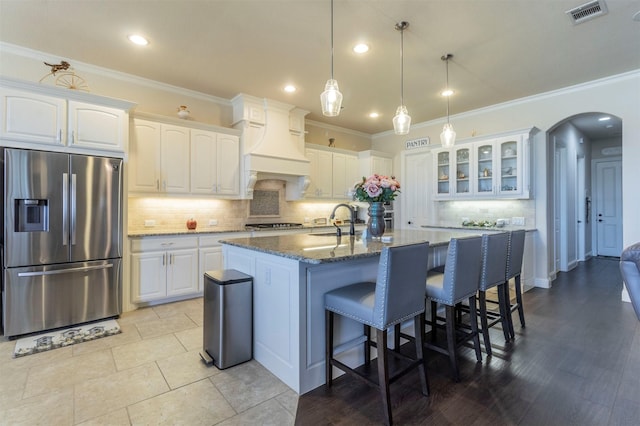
top-left (453, 146), bottom-right (472, 196)
top-left (497, 136), bottom-right (522, 196)
top-left (432, 129), bottom-right (532, 200)
top-left (475, 142), bottom-right (494, 195)
top-left (435, 150), bottom-right (451, 196)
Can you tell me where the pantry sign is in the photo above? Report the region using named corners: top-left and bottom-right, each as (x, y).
top-left (405, 137), bottom-right (430, 150)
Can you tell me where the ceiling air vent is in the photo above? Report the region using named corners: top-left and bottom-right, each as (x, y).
top-left (566, 0), bottom-right (608, 24)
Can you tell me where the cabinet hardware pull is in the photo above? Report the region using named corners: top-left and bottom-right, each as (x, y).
top-left (18, 264), bottom-right (113, 277)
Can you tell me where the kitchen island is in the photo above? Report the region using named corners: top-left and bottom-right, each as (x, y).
top-left (220, 229), bottom-right (480, 394)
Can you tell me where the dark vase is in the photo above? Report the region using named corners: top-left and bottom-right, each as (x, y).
top-left (367, 202), bottom-right (385, 239)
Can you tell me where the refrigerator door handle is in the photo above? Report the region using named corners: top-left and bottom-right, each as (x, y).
top-left (62, 172), bottom-right (69, 246)
top-left (17, 263), bottom-right (114, 277)
top-left (71, 173), bottom-right (77, 245)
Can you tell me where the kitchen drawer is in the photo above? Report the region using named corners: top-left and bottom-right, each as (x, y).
top-left (130, 236), bottom-right (198, 253)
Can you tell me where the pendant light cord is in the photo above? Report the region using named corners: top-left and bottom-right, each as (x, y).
top-left (445, 56), bottom-right (450, 124)
top-left (400, 25), bottom-right (404, 106)
top-left (330, 0), bottom-right (334, 80)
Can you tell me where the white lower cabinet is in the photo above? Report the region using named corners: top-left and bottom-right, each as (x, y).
top-left (130, 236), bottom-right (198, 303)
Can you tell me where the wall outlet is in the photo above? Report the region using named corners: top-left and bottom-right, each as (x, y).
top-left (208, 219), bottom-right (218, 226)
top-left (512, 217), bottom-right (525, 226)
top-left (144, 219), bottom-right (156, 227)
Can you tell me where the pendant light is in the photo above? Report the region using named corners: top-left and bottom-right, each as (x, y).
top-left (440, 53), bottom-right (456, 147)
top-left (320, 0), bottom-right (343, 116)
top-left (393, 21), bottom-right (411, 135)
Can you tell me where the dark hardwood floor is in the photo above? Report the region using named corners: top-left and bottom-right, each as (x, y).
top-left (295, 257), bottom-right (640, 425)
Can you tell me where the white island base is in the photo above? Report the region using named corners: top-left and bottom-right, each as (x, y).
top-left (221, 230), bottom-right (466, 394)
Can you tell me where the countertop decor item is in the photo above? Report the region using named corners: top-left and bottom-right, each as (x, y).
top-left (353, 174), bottom-right (400, 239)
top-left (187, 218), bottom-right (197, 230)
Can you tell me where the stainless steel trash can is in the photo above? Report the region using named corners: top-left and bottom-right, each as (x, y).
top-left (200, 269), bottom-right (253, 369)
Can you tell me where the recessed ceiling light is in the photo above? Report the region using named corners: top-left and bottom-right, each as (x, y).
top-left (128, 34), bottom-right (149, 46)
top-left (441, 89), bottom-right (454, 97)
top-left (353, 43), bottom-right (370, 54)
top-left (598, 116), bottom-right (611, 121)
top-left (284, 85), bottom-right (296, 93)
top-left (368, 112), bottom-right (379, 118)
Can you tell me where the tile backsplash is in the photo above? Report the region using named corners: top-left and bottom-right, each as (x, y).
top-left (128, 180), bottom-right (358, 232)
top-left (435, 199), bottom-right (535, 227)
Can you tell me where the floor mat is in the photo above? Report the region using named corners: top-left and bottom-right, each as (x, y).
top-left (13, 319), bottom-right (121, 358)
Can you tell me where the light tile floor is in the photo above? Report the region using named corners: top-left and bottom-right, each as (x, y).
top-left (0, 298), bottom-right (297, 425)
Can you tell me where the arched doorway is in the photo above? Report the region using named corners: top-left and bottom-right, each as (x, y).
top-left (548, 112), bottom-right (622, 274)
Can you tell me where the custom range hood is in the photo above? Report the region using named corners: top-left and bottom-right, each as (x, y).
top-left (231, 94), bottom-right (310, 200)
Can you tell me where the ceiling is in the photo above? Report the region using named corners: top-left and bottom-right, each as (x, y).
top-left (0, 0), bottom-right (637, 138)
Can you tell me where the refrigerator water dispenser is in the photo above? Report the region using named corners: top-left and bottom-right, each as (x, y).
top-left (15, 199), bottom-right (48, 232)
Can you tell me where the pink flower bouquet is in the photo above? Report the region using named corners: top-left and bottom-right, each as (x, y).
top-left (353, 174), bottom-right (401, 203)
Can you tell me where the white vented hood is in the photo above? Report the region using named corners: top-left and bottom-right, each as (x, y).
top-left (231, 94), bottom-right (310, 199)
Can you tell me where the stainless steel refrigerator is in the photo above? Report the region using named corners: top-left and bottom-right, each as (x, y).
top-left (1, 148), bottom-right (122, 337)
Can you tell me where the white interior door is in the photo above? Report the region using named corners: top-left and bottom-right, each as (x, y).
top-left (577, 156), bottom-right (586, 261)
top-left (594, 159), bottom-right (622, 257)
top-left (402, 151), bottom-right (431, 228)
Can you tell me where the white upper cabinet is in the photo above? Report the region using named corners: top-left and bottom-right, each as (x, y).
top-left (1, 89), bottom-right (66, 145)
top-left (160, 125), bottom-right (190, 193)
top-left (432, 129), bottom-right (533, 200)
top-left (129, 119), bottom-right (189, 193)
top-left (0, 79), bottom-right (132, 155)
top-left (306, 148), bottom-right (333, 198)
top-left (306, 145), bottom-right (358, 200)
top-left (191, 130), bottom-right (240, 195)
top-left (129, 120), bottom-right (162, 192)
top-left (67, 101), bottom-right (126, 151)
top-left (359, 150), bottom-right (393, 179)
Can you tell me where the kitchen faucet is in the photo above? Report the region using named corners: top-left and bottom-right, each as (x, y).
top-left (329, 203), bottom-right (355, 236)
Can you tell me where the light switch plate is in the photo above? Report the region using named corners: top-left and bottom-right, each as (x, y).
top-left (144, 219), bottom-right (156, 227)
top-left (208, 219), bottom-right (218, 226)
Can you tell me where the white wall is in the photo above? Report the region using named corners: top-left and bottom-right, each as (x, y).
top-left (371, 71), bottom-right (640, 288)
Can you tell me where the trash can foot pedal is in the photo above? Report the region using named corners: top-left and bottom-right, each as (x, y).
top-left (199, 350), bottom-right (214, 366)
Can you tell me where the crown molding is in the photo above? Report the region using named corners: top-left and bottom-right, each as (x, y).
top-left (0, 42), bottom-right (231, 106)
top-left (305, 119), bottom-right (372, 139)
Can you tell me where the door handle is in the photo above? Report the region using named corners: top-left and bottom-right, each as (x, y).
top-left (598, 219), bottom-right (603, 222)
top-left (62, 173), bottom-right (69, 246)
top-left (70, 173), bottom-right (77, 245)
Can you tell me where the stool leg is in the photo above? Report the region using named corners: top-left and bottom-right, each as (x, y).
top-left (515, 275), bottom-right (526, 328)
top-left (325, 310), bottom-right (334, 387)
top-left (430, 301), bottom-right (438, 343)
top-left (393, 323), bottom-right (401, 352)
top-left (497, 283), bottom-right (511, 342)
top-left (478, 290), bottom-right (493, 356)
top-left (468, 295), bottom-right (482, 362)
top-left (414, 313), bottom-right (430, 396)
top-left (504, 280), bottom-right (516, 340)
top-left (445, 305), bottom-right (460, 382)
top-left (364, 324), bottom-right (371, 365)
top-left (376, 328), bottom-right (392, 426)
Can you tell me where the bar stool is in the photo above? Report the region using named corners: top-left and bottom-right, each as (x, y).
top-left (325, 242), bottom-right (430, 426)
top-left (425, 236), bottom-right (483, 382)
top-left (476, 232), bottom-right (511, 356)
top-left (505, 230), bottom-right (526, 339)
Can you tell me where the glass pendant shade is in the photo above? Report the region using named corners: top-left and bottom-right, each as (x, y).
top-left (321, 79), bottom-right (343, 117)
top-left (440, 123), bottom-right (456, 147)
top-left (393, 105), bottom-right (411, 135)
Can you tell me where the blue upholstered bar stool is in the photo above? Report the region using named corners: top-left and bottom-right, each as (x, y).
top-left (504, 230), bottom-right (526, 339)
top-left (477, 232), bottom-right (511, 356)
top-left (325, 242), bottom-right (430, 426)
top-left (425, 236), bottom-right (483, 382)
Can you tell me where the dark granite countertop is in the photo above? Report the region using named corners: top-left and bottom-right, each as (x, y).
top-left (220, 229), bottom-right (481, 264)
